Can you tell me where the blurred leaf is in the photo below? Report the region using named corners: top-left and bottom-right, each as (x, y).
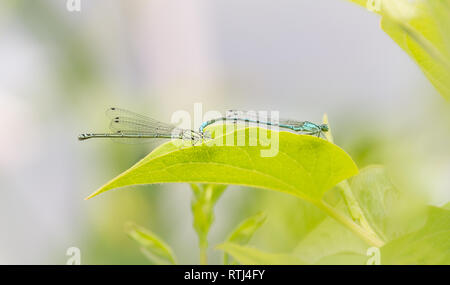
top-left (125, 222), bottom-right (177, 265)
top-left (224, 212), bottom-right (267, 264)
top-left (350, 166), bottom-right (427, 241)
top-left (443, 202), bottom-right (450, 210)
top-left (217, 243), bottom-right (304, 265)
top-left (380, 206), bottom-right (450, 264)
top-left (255, 193), bottom-right (327, 252)
top-left (190, 183), bottom-right (227, 249)
top-left (348, 0), bottom-right (450, 99)
top-left (293, 203), bottom-right (368, 264)
top-left (227, 212), bottom-right (267, 244)
top-left (86, 126), bottom-right (358, 205)
top-left (347, 0), bottom-right (369, 9)
top-left (314, 252), bottom-right (367, 265)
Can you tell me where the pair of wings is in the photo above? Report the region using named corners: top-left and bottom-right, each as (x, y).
top-left (106, 107), bottom-right (176, 135)
top-left (105, 107), bottom-right (202, 144)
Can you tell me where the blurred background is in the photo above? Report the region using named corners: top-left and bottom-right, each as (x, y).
top-left (0, 0), bottom-right (448, 264)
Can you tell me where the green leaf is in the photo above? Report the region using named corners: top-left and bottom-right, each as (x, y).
top-left (224, 212), bottom-right (267, 264)
top-left (350, 165), bottom-right (427, 241)
top-left (124, 222), bottom-right (177, 265)
top-left (254, 193), bottom-right (327, 252)
top-left (314, 252), bottom-right (368, 265)
top-left (217, 242), bottom-right (304, 265)
top-left (348, 0), bottom-right (450, 99)
top-left (346, 0), bottom-right (368, 9)
top-left (86, 126), bottom-right (358, 205)
top-left (190, 183), bottom-right (227, 249)
top-left (293, 203), bottom-right (369, 264)
top-left (380, 206), bottom-right (450, 264)
top-left (443, 202), bottom-right (450, 210)
top-left (227, 212), bottom-right (267, 245)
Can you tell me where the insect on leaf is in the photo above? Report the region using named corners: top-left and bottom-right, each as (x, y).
top-left (86, 126), bottom-right (358, 206)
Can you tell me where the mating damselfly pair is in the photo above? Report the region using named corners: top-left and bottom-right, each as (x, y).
top-left (78, 107), bottom-right (329, 144)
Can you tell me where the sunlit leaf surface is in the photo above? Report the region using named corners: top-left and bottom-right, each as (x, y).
top-left (351, 166), bottom-right (427, 241)
top-left (217, 242), bottom-right (304, 265)
top-left (190, 183), bottom-right (227, 249)
top-left (86, 126), bottom-right (358, 204)
top-left (380, 206), bottom-right (450, 264)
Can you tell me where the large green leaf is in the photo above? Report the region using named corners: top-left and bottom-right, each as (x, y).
top-left (217, 242), bottom-right (304, 265)
top-left (125, 222), bottom-right (177, 265)
top-left (293, 203), bottom-right (368, 264)
top-left (380, 206), bottom-right (450, 264)
top-left (350, 166), bottom-right (427, 241)
top-left (348, 0), bottom-right (450, 99)
top-left (254, 193), bottom-right (327, 252)
top-left (314, 252), bottom-right (368, 265)
top-left (86, 126), bottom-right (358, 204)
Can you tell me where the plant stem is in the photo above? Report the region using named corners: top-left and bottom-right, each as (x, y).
top-left (322, 114), bottom-right (384, 247)
top-left (315, 200), bottom-right (385, 248)
top-left (200, 246), bottom-right (208, 265)
top-left (223, 253), bottom-right (229, 265)
top-left (337, 181), bottom-right (380, 238)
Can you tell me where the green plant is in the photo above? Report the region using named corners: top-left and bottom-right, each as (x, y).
top-left (348, 0), bottom-right (450, 99)
top-left (84, 0), bottom-right (450, 265)
top-left (86, 118), bottom-right (449, 264)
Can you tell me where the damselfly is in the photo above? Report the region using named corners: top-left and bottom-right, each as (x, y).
top-left (199, 110), bottom-right (329, 138)
top-left (78, 107), bottom-right (208, 145)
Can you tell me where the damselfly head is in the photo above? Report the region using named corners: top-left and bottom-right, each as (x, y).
top-left (202, 131), bottom-right (212, 139)
top-left (320, 124), bottom-right (329, 132)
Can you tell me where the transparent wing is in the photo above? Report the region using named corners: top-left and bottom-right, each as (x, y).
top-left (105, 107), bottom-right (177, 144)
top-left (109, 118), bottom-right (175, 135)
top-left (106, 107), bottom-right (176, 130)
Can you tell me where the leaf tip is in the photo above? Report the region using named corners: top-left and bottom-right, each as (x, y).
top-left (84, 190), bottom-right (100, 200)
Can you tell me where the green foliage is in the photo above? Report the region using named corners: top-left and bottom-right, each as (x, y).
top-left (314, 252), bottom-right (368, 265)
top-left (86, 126), bottom-right (358, 203)
top-left (293, 202), bottom-right (369, 264)
top-left (90, 120), bottom-right (447, 264)
top-left (293, 164), bottom-right (449, 265)
top-left (348, 0), bottom-right (450, 99)
top-left (190, 183), bottom-right (227, 264)
top-left (380, 206), bottom-right (450, 264)
top-left (226, 212), bottom-right (267, 244)
top-left (224, 212), bottom-right (267, 264)
top-left (124, 222), bottom-right (177, 265)
top-left (217, 243), bottom-right (304, 265)
top-left (350, 166), bottom-right (427, 241)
